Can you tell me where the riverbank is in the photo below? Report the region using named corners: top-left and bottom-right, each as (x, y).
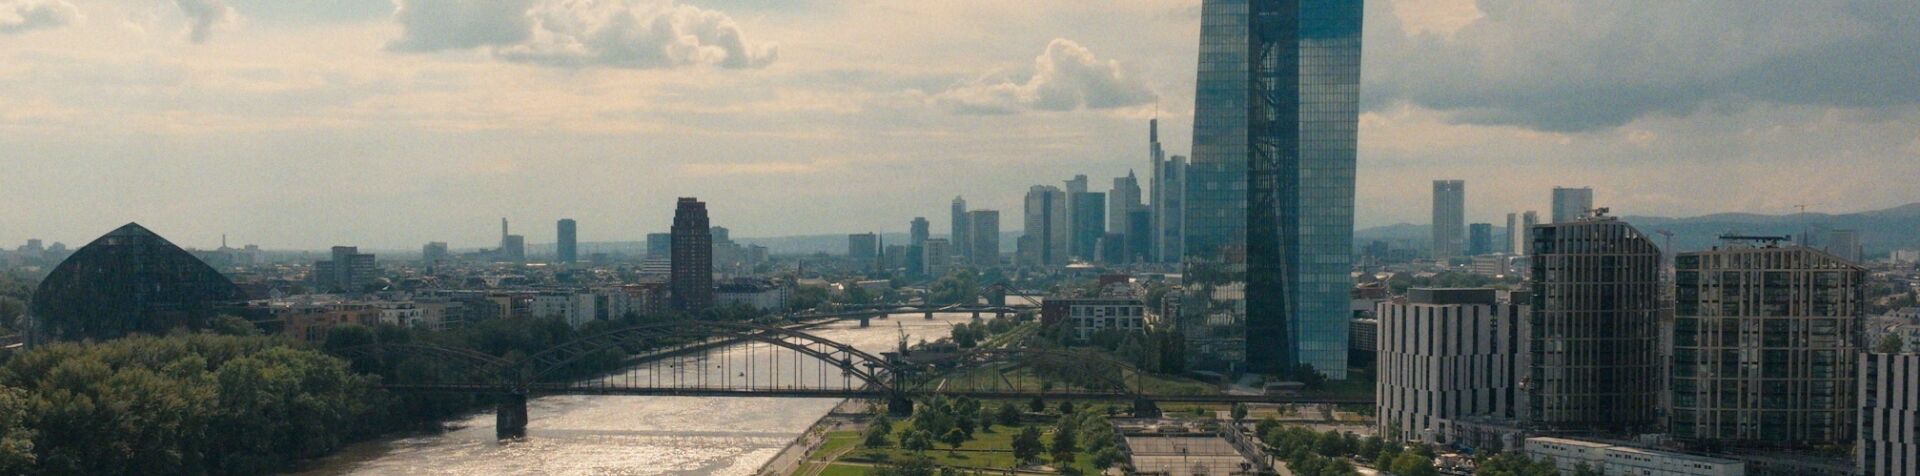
top-left (760, 399), bottom-right (876, 476)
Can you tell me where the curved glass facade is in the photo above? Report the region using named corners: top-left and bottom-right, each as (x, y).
top-left (1183, 0), bottom-right (1362, 377)
top-left (31, 223), bottom-right (247, 341)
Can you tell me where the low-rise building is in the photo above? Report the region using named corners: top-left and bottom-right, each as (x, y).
top-left (1041, 297), bottom-right (1146, 341)
top-left (716, 278), bottom-right (791, 312)
top-left (530, 291), bottom-right (598, 327)
top-left (1525, 437), bottom-right (1744, 476)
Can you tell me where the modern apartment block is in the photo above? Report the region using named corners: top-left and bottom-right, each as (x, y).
top-left (1671, 245), bottom-right (1865, 447)
top-left (1376, 288), bottom-right (1526, 445)
top-left (1527, 215), bottom-right (1662, 432)
top-left (1860, 352), bottom-right (1920, 476)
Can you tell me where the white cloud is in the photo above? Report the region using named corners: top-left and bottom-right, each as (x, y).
top-left (174, 0), bottom-right (237, 43)
top-left (389, 0), bottom-right (776, 70)
top-left (936, 38), bottom-right (1155, 115)
top-left (0, 0), bottom-right (80, 34)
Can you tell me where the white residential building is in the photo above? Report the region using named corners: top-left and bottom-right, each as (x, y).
top-left (1042, 297), bottom-right (1146, 341)
top-left (1376, 288), bottom-right (1526, 446)
top-left (1525, 437), bottom-right (1744, 476)
top-left (1860, 352), bottom-right (1920, 476)
top-left (531, 291), bottom-right (598, 328)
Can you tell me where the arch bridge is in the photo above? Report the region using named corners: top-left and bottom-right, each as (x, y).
top-left (334, 320), bottom-right (1371, 439)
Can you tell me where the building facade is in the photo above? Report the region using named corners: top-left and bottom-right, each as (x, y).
top-left (1182, 0), bottom-right (1363, 376)
top-left (848, 233), bottom-right (879, 261)
top-left (670, 198), bottom-right (714, 313)
top-left (1527, 216), bottom-right (1662, 432)
top-left (1041, 297), bottom-right (1147, 341)
top-left (556, 218), bottom-right (578, 263)
top-left (1432, 180), bottom-right (1465, 261)
top-left (1525, 437), bottom-right (1745, 476)
top-left (922, 238), bottom-right (952, 279)
top-left (966, 210), bottom-right (1000, 268)
top-left (1376, 288), bottom-right (1526, 444)
top-left (1468, 223), bottom-right (1494, 257)
top-left (1671, 245), bottom-right (1865, 447)
top-left (951, 196), bottom-right (971, 264)
top-left (1860, 352), bottom-right (1920, 476)
top-left (1022, 186), bottom-right (1068, 267)
top-left (1071, 191), bottom-right (1106, 262)
top-left (1551, 187), bottom-right (1594, 224)
top-left (313, 246), bottom-right (377, 293)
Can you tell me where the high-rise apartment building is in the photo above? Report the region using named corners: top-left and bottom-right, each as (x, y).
top-left (556, 219), bottom-right (578, 263)
top-left (1071, 191), bottom-right (1106, 261)
top-left (1527, 215), bottom-right (1662, 432)
top-left (1432, 180), bottom-right (1466, 261)
top-left (951, 196), bottom-right (971, 263)
top-left (421, 241), bottom-right (450, 264)
top-left (966, 210), bottom-right (999, 268)
top-left (313, 246), bottom-right (377, 293)
top-left (1551, 187), bottom-right (1594, 224)
top-left (1183, 0), bottom-right (1363, 377)
top-left (1022, 186), bottom-right (1068, 267)
top-left (1505, 212), bottom-right (1539, 255)
top-left (848, 233), bottom-right (879, 261)
top-left (646, 232), bottom-right (672, 258)
top-left (1467, 223), bottom-right (1494, 257)
top-left (921, 238), bottom-right (952, 279)
top-left (1860, 352), bottom-right (1920, 476)
top-left (670, 198), bottom-right (714, 313)
top-left (1826, 229), bottom-right (1862, 263)
top-left (1671, 245), bottom-right (1864, 447)
top-left (1377, 288), bottom-right (1527, 443)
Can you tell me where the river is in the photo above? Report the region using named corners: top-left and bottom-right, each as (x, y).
top-left (296, 313), bottom-right (975, 475)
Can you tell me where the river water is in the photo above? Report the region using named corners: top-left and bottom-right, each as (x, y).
top-left (296, 313), bottom-right (972, 476)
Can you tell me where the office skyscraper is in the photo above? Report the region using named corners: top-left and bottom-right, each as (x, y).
top-left (1022, 186), bottom-right (1068, 267)
top-left (421, 241), bottom-right (450, 264)
top-left (1071, 191), bottom-right (1106, 261)
top-left (910, 217), bottom-right (930, 246)
top-left (670, 198), bottom-right (714, 313)
top-left (646, 233), bottom-right (672, 258)
top-left (951, 196), bottom-right (970, 264)
top-left (556, 219), bottom-right (578, 263)
top-left (1127, 208), bottom-right (1154, 263)
top-left (1551, 187), bottom-right (1594, 224)
top-left (1671, 245), bottom-right (1864, 447)
top-left (1467, 223), bottom-right (1493, 256)
top-left (1527, 215), bottom-right (1661, 432)
top-left (1183, 0), bottom-right (1363, 376)
top-left (1109, 171), bottom-right (1143, 236)
top-left (1432, 180), bottom-right (1466, 260)
top-left (966, 210), bottom-right (1000, 267)
top-left (848, 233), bottom-right (879, 261)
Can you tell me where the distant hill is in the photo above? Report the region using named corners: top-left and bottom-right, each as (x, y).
top-left (1356, 203), bottom-right (1920, 257)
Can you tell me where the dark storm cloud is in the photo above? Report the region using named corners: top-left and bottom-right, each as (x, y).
top-left (1366, 0), bottom-right (1920, 132)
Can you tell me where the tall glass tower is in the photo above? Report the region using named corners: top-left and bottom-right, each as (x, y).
top-left (1183, 0), bottom-right (1363, 377)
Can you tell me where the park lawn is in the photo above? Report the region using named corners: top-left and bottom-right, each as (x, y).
top-left (842, 424), bottom-right (1106, 473)
top-left (818, 464), bottom-right (871, 476)
top-left (812, 431), bottom-right (864, 461)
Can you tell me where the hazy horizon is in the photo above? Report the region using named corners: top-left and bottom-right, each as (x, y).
top-left (4, 0), bottom-right (1916, 249)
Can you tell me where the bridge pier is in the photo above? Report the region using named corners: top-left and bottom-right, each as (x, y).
top-left (971, 310), bottom-right (981, 320)
top-left (1132, 397), bottom-right (1161, 419)
top-left (887, 395), bottom-right (915, 417)
top-left (497, 392), bottom-right (529, 439)
top-left (858, 316), bottom-right (870, 328)
top-left (925, 311), bottom-right (934, 320)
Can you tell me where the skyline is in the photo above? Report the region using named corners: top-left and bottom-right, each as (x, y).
top-left (3, 0), bottom-right (1918, 249)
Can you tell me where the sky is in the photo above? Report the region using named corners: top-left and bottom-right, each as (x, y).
top-left (2, 0), bottom-right (1917, 250)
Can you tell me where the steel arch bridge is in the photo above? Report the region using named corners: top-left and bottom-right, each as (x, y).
top-left (333, 320), bottom-right (1371, 438)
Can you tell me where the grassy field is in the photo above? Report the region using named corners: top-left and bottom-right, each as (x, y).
top-left (817, 464), bottom-right (870, 476)
top-left (931, 365), bottom-right (1215, 397)
top-left (836, 422), bottom-right (1106, 474)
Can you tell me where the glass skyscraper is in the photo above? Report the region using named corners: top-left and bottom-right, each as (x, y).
top-left (1183, 0), bottom-right (1363, 377)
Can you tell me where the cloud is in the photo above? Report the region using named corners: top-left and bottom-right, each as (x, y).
top-left (0, 0), bottom-right (80, 34)
top-left (388, 0), bottom-right (777, 70)
top-left (1366, 0), bottom-right (1920, 132)
top-left (174, 0), bottom-right (237, 43)
top-left (936, 38), bottom-right (1156, 114)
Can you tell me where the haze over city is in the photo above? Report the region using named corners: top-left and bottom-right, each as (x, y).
top-left (5, 1), bottom-right (1920, 476)
top-left (4, 0), bottom-right (1916, 249)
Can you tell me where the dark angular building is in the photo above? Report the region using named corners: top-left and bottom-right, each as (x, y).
top-left (1183, 0), bottom-right (1364, 377)
top-left (1526, 216), bottom-right (1663, 433)
top-left (670, 198), bottom-right (714, 313)
top-left (31, 223), bottom-right (247, 341)
top-left (556, 218), bottom-right (578, 263)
